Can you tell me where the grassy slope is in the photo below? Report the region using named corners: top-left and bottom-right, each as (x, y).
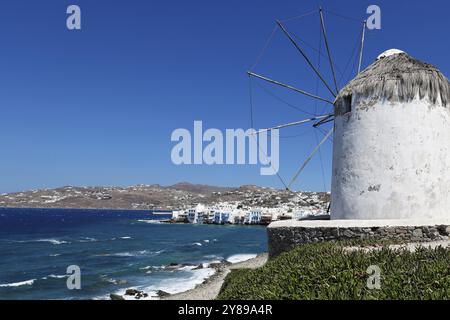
top-left (217, 242), bottom-right (450, 300)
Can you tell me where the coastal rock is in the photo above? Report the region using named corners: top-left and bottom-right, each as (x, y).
top-left (193, 264), bottom-right (203, 270)
top-left (110, 293), bottom-right (125, 300)
top-left (207, 263), bottom-right (222, 269)
top-left (209, 261), bottom-right (230, 269)
top-left (166, 263), bottom-right (183, 270)
top-left (134, 292), bottom-right (148, 299)
top-left (156, 290), bottom-right (170, 297)
top-left (123, 288), bottom-right (149, 299)
top-left (125, 288), bottom-right (142, 296)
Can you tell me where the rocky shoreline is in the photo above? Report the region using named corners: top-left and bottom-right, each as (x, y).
top-left (163, 254), bottom-right (268, 300)
top-left (109, 254), bottom-right (268, 300)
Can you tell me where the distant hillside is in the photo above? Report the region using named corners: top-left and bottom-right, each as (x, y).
top-left (0, 182), bottom-right (330, 211)
top-left (166, 182), bottom-right (232, 194)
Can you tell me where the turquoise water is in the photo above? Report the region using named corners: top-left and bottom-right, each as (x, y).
top-left (0, 208), bottom-right (267, 300)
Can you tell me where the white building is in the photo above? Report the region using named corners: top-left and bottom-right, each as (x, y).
top-left (245, 209), bottom-right (262, 224)
top-left (232, 210), bottom-right (246, 225)
top-left (214, 210), bottom-right (233, 224)
top-left (331, 49), bottom-right (450, 220)
top-left (205, 209), bottom-right (216, 224)
top-left (171, 210), bottom-right (182, 220)
top-left (187, 204), bottom-right (207, 224)
top-left (293, 208), bottom-right (327, 220)
top-left (171, 210), bottom-right (188, 223)
top-left (260, 213), bottom-right (273, 225)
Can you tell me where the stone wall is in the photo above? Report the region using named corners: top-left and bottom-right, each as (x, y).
top-left (267, 223), bottom-right (450, 258)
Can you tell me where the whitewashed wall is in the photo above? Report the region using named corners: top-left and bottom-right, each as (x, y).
top-left (331, 96), bottom-right (450, 220)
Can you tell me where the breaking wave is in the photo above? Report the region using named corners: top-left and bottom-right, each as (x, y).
top-left (226, 253), bottom-right (257, 264)
top-left (95, 250), bottom-right (163, 258)
top-left (137, 219), bottom-right (162, 224)
top-left (0, 279), bottom-right (36, 287)
top-left (42, 274), bottom-right (68, 280)
top-left (78, 237), bottom-right (98, 243)
top-left (13, 239), bottom-right (70, 245)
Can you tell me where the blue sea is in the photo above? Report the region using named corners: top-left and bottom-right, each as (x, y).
top-left (0, 208), bottom-right (267, 300)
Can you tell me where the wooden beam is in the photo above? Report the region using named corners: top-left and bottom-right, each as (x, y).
top-left (358, 20), bottom-right (367, 74)
top-left (252, 115), bottom-right (332, 135)
top-left (319, 8), bottom-right (339, 93)
top-left (247, 72), bottom-right (334, 105)
top-left (276, 20), bottom-right (337, 97)
top-left (288, 128), bottom-right (334, 189)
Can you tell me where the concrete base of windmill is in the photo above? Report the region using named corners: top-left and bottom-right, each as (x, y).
top-left (267, 218), bottom-right (450, 258)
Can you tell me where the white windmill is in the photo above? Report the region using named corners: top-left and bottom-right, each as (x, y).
top-left (248, 7), bottom-right (450, 221)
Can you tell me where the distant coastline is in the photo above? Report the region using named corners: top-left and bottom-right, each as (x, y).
top-left (0, 206), bottom-right (173, 212)
top-left (0, 183), bottom-right (330, 220)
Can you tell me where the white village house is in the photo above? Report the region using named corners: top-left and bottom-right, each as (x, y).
top-left (186, 204), bottom-right (207, 224)
top-left (214, 210), bottom-right (234, 224)
top-left (205, 209), bottom-right (216, 224)
top-left (244, 209), bottom-right (262, 225)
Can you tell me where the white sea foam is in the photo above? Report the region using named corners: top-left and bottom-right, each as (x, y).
top-left (41, 274), bottom-right (68, 280)
top-left (178, 265), bottom-right (196, 271)
top-left (101, 277), bottom-right (127, 285)
top-left (137, 219), bottom-right (162, 224)
top-left (200, 255), bottom-right (226, 268)
top-left (226, 253), bottom-right (257, 264)
top-left (204, 254), bottom-right (223, 260)
top-left (108, 236), bottom-right (132, 241)
top-left (47, 274), bottom-right (68, 279)
top-left (110, 250), bottom-right (153, 257)
top-left (139, 266), bottom-right (153, 271)
top-left (34, 239), bottom-right (69, 245)
top-left (144, 268), bottom-right (215, 296)
top-left (13, 238), bottom-right (69, 245)
top-left (0, 279), bottom-right (36, 287)
top-left (192, 242), bottom-right (202, 246)
top-left (113, 268), bottom-right (216, 300)
top-left (78, 237), bottom-right (98, 243)
top-left (99, 250), bottom-right (152, 257)
top-left (111, 252), bottom-right (136, 257)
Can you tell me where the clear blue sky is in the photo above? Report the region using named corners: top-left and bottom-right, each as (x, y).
top-left (0, 0), bottom-right (449, 193)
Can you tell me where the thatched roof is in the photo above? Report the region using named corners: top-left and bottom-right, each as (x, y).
top-left (335, 51), bottom-right (450, 115)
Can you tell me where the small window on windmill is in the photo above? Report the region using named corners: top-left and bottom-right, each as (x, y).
top-left (341, 94), bottom-right (352, 115)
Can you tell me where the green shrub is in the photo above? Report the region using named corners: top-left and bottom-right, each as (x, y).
top-left (217, 242), bottom-right (450, 300)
